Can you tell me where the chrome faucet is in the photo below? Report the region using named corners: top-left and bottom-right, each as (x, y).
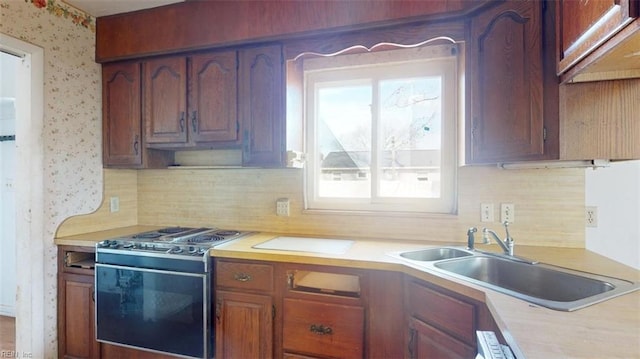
top-left (483, 221), bottom-right (514, 256)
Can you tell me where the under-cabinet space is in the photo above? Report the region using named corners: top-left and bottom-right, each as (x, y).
top-left (287, 270), bottom-right (361, 298)
top-left (557, 0), bottom-right (640, 82)
top-left (559, 78), bottom-right (640, 160)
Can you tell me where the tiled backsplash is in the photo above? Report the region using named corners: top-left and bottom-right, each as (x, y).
top-left (137, 166), bottom-right (585, 247)
top-left (59, 166), bottom-right (586, 248)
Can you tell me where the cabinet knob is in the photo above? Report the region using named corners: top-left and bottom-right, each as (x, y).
top-left (133, 135), bottom-right (139, 155)
top-left (180, 111), bottom-right (185, 132)
top-left (310, 324), bottom-right (333, 335)
top-left (233, 272), bottom-right (252, 282)
top-left (191, 111), bottom-right (198, 133)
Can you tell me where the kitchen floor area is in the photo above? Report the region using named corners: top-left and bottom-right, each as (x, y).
top-left (0, 316), bottom-right (15, 352)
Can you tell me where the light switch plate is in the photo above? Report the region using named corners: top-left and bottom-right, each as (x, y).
top-left (110, 196), bottom-right (120, 213)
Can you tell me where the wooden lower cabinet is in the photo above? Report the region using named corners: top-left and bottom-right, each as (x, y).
top-left (58, 246), bottom-right (99, 359)
top-left (282, 298), bottom-right (364, 359)
top-left (215, 290), bottom-right (274, 359)
top-left (212, 259), bottom-right (513, 359)
top-left (214, 259), bottom-right (275, 359)
top-left (404, 279), bottom-right (478, 359)
top-left (407, 317), bottom-right (475, 359)
top-left (59, 272), bottom-right (99, 359)
top-left (57, 250), bottom-right (509, 359)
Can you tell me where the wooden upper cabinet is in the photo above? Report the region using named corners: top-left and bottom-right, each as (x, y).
top-left (143, 51), bottom-right (240, 148)
top-left (239, 45), bottom-right (286, 167)
top-left (102, 62), bottom-right (142, 168)
top-left (143, 57), bottom-right (188, 144)
top-left (557, 0), bottom-right (639, 80)
top-left (95, 1), bottom-right (493, 62)
top-left (189, 52), bottom-right (239, 144)
top-left (467, 0), bottom-right (558, 164)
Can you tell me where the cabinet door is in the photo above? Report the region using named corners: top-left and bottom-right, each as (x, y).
top-left (215, 290), bottom-right (273, 359)
top-left (102, 62), bottom-right (142, 168)
top-left (144, 56), bottom-right (188, 144)
top-left (407, 317), bottom-right (475, 359)
top-left (59, 273), bottom-right (99, 359)
top-left (239, 45), bottom-right (286, 167)
top-left (189, 51), bottom-right (239, 144)
top-left (468, 0), bottom-right (549, 164)
top-left (557, 0), bottom-right (638, 75)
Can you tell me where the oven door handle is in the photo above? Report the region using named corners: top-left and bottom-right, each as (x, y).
top-left (95, 263), bottom-right (208, 278)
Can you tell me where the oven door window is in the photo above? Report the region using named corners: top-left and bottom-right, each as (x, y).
top-left (95, 264), bottom-right (209, 358)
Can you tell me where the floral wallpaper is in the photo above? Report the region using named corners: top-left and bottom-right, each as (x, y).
top-left (24, 0), bottom-right (95, 32)
top-left (0, 0), bottom-right (100, 357)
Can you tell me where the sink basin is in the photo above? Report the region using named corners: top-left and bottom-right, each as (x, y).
top-left (434, 256), bottom-right (639, 311)
top-left (399, 247), bottom-right (473, 262)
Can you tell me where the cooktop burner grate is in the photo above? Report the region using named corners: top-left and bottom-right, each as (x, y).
top-left (214, 230), bottom-right (240, 237)
top-left (185, 234), bottom-right (225, 243)
top-left (133, 233), bottom-right (162, 239)
top-left (158, 227), bottom-right (192, 234)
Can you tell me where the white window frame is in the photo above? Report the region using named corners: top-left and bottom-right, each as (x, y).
top-left (304, 45), bottom-right (459, 214)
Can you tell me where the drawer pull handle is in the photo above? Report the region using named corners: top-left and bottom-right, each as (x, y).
top-left (234, 272), bottom-right (252, 282)
top-left (310, 324), bottom-right (333, 335)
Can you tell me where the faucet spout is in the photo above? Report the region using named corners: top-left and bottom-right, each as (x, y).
top-left (482, 221), bottom-right (514, 256)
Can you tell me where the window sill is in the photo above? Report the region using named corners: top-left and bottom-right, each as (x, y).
top-left (301, 208), bottom-right (458, 219)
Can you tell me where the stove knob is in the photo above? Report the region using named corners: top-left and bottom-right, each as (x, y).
top-left (170, 246), bottom-right (183, 254)
top-left (109, 242), bottom-right (120, 249)
top-left (123, 243), bottom-right (134, 249)
top-left (188, 246), bottom-right (198, 254)
top-left (97, 240), bottom-right (110, 248)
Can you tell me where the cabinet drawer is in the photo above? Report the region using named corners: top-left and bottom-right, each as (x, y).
top-left (283, 298), bottom-right (364, 359)
top-left (216, 260), bottom-right (274, 292)
top-left (407, 281), bottom-right (476, 344)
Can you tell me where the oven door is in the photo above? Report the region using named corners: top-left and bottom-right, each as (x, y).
top-left (95, 263), bottom-right (211, 358)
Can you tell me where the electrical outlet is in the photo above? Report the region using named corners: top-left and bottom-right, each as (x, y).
top-left (110, 196), bottom-right (120, 213)
top-left (500, 203), bottom-right (515, 223)
top-left (276, 198), bottom-right (290, 217)
top-left (586, 206), bottom-right (598, 227)
top-left (480, 203), bottom-right (494, 222)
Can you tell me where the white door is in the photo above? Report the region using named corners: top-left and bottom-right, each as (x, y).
top-left (0, 51), bottom-right (20, 317)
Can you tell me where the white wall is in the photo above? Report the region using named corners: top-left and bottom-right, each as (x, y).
top-left (586, 160), bottom-right (640, 269)
top-left (0, 51), bottom-right (19, 317)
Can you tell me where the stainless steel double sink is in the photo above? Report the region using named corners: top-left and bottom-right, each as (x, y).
top-left (389, 247), bottom-right (639, 311)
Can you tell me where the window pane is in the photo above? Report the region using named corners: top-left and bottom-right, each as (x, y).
top-left (378, 76), bottom-right (442, 198)
top-left (317, 84), bottom-right (372, 198)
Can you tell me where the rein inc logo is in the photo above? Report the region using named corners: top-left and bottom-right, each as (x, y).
top-left (1, 351), bottom-right (33, 358)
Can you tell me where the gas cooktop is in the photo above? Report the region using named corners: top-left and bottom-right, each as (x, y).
top-left (96, 226), bottom-right (252, 256)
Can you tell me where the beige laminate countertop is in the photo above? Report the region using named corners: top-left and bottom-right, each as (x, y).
top-left (56, 229), bottom-right (640, 359)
